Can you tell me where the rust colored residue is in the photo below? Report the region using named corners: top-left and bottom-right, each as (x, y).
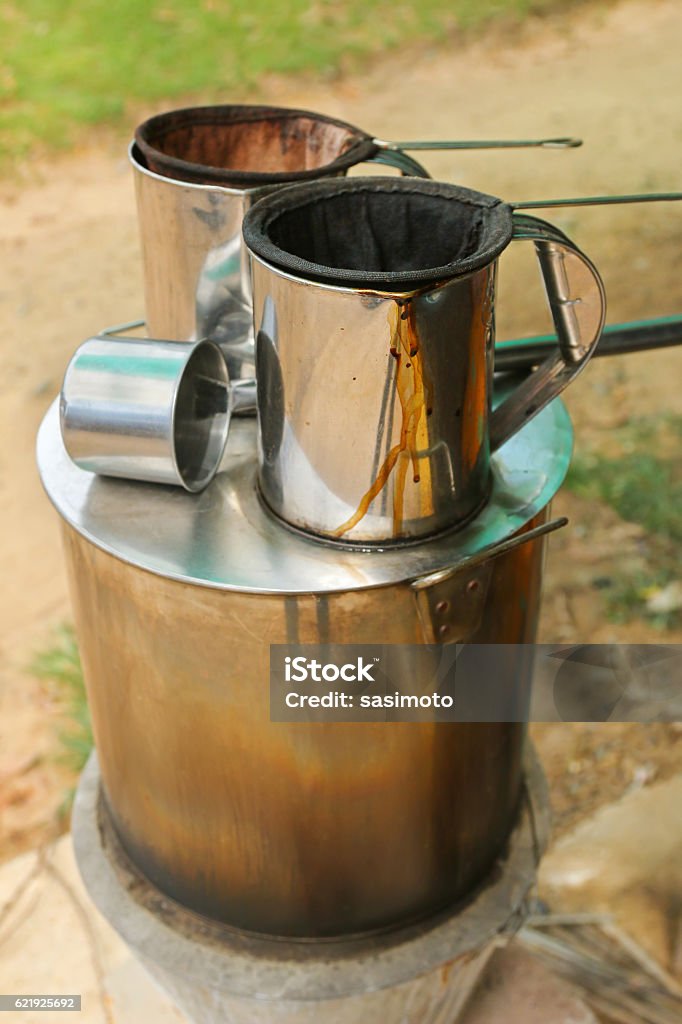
top-left (332, 302), bottom-right (433, 538)
top-left (461, 270), bottom-right (493, 472)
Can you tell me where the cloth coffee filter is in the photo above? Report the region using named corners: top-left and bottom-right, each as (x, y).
top-left (242, 177), bottom-right (514, 291)
top-left (134, 105), bottom-right (379, 187)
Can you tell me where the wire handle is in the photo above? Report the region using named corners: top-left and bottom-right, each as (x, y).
top-left (375, 136), bottom-right (583, 152)
top-left (512, 191), bottom-right (682, 210)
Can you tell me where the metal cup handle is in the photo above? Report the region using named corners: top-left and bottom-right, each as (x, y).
top-left (489, 214), bottom-right (606, 451)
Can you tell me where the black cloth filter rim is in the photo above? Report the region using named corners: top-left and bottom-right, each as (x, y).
top-left (242, 177), bottom-right (514, 290)
top-left (134, 104), bottom-right (379, 187)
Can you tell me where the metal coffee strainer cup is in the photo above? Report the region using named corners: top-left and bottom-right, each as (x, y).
top-left (243, 177), bottom-right (606, 543)
top-left (131, 103), bottom-right (579, 384)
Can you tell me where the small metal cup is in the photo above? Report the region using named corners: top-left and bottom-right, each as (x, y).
top-left (60, 335), bottom-right (231, 492)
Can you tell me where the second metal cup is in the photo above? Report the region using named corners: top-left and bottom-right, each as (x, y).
top-left (60, 335), bottom-right (231, 492)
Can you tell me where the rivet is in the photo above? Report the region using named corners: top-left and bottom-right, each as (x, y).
top-left (467, 579), bottom-right (480, 593)
top-left (435, 600), bottom-right (450, 614)
top-left (438, 624), bottom-right (450, 638)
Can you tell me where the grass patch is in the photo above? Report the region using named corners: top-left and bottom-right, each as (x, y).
top-left (600, 568), bottom-right (681, 632)
top-left (2, 0), bottom-right (583, 165)
top-left (567, 449), bottom-right (682, 545)
top-left (30, 624), bottom-right (92, 777)
top-left (566, 415), bottom-right (682, 629)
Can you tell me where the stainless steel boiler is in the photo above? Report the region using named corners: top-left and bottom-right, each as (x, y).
top-left (37, 103), bottom-right (605, 1024)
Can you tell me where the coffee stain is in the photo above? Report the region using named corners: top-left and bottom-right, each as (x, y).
top-left (461, 269), bottom-right (493, 472)
top-left (332, 300), bottom-right (433, 539)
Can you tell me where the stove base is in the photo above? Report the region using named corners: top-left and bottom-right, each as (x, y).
top-left (72, 750), bottom-right (549, 1024)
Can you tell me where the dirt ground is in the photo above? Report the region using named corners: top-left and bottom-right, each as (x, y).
top-left (0, 0), bottom-right (681, 864)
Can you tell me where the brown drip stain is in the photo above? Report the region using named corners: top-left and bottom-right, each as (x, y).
top-left (461, 269), bottom-right (493, 472)
top-left (332, 301), bottom-right (433, 538)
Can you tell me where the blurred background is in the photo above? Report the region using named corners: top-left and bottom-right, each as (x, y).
top-left (0, 0), bottom-right (680, 989)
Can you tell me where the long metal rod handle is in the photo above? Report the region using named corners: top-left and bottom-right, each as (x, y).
top-left (513, 191), bottom-right (682, 210)
top-left (375, 136), bottom-right (583, 151)
top-left (95, 319), bottom-right (258, 417)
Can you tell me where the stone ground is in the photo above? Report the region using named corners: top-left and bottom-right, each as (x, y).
top-left (3, 775), bottom-right (681, 1022)
top-left (0, 835), bottom-right (598, 1024)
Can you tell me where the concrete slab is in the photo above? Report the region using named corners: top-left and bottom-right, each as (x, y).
top-left (462, 947), bottom-right (597, 1024)
top-left (0, 836), bottom-right (596, 1024)
top-left (539, 774), bottom-right (682, 970)
top-left (0, 837), bottom-right (184, 1023)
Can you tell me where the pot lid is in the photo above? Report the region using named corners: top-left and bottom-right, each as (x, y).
top-left (37, 385), bottom-right (572, 595)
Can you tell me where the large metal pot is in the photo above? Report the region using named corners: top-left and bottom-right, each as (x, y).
top-left (38, 390), bottom-right (572, 939)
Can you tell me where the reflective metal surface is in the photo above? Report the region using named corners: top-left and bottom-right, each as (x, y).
top-left (38, 391), bottom-right (573, 594)
top-left (60, 336), bottom-right (230, 492)
top-left (132, 149), bottom-right (259, 382)
top-left (73, 748), bottom-right (547, 1014)
top-left (251, 255), bottom-right (497, 544)
top-left (42, 381), bottom-right (568, 938)
top-left (60, 502), bottom-right (548, 937)
top-left (245, 180), bottom-right (603, 543)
